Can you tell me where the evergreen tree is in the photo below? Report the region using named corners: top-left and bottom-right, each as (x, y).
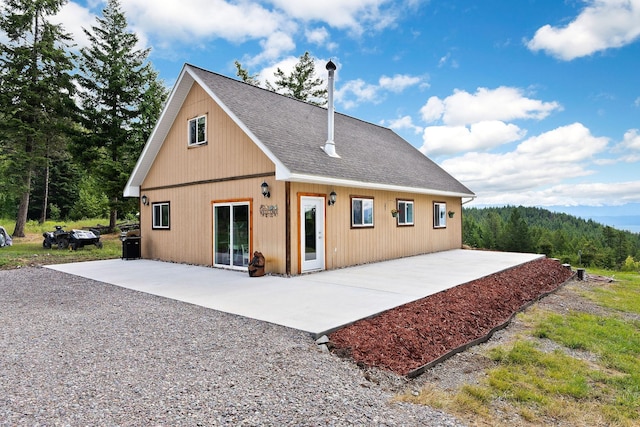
top-left (0, 0), bottom-right (77, 236)
top-left (502, 208), bottom-right (532, 252)
top-left (76, 0), bottom-right (166, 231)
top-left (268, 52), bottom-right (327, 106)
top-left (234, 60), bottom-right (260, 86)
top-left (481, 211), bottom-right (503, 249)
top-left (235, 52), bottom-right (328, 106)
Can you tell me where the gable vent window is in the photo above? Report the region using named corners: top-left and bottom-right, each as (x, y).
top-left (188, 115), bottom-right (207, 146)
top-left (434, 202), bottom-right (447, 228)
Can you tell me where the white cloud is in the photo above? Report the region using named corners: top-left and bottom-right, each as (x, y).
top-left (420, 96), bottom-right (445, 123)
top-left (305, 27), bottom-right (328, 44)
top-left (527, 0), bottom-right (640, 60)
top-left (437, 51), bottom-right (458, 68)
top-left (613, 128), bottom-right (640, 162)
top-left (615, 128), bottom-right (640, 150)
top-left (335, 79), bottom-right (380, 109)
top-left (441, 123), bottom-right (610, 198)
top-left (378, 74), bottom-right (422, 92)
top-left (52, 1), bottom-right (97, 50)
top-left (335, 72), bottom-right (424, 109)
top-left (421, 86), bottom-right (561, 126)
top-left (421, 121), bottom-right (525, 156)
top-left (269, 0), bottom-right (399, 33)
top-left (124, 0), bottom-right (287, 42)
top-left (474, 181), bottom-right (640, 207)
top-left (305, 27), bottom-right (338, 51)
top-left (250, 32), bottom-right (296, 64)
top-left (386, 115), bottom-right (423, 134)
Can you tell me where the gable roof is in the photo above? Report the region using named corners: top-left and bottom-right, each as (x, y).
top-left (124, 63), bottom-right (474, 198)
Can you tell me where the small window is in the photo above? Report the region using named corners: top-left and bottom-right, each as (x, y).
top-left (152, 202), bottom-right (170, 229)
top-left (188, 115), bottom-right (206, 146)
top-left (397, 200), bottom-right (414, 226)
top-left (351, 197), bottom-right (374, 228)
top-left (434, 202), bottom-right (447, 228)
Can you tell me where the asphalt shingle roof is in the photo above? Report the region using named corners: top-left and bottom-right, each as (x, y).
top-left (189, 65), bottom-right (473, 197)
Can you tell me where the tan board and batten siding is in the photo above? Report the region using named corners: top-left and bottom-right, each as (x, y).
top-left (140, 81), bottom-right (463, 275)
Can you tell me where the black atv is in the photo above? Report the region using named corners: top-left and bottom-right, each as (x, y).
top-left (43, 226), bottom-right (103, 250)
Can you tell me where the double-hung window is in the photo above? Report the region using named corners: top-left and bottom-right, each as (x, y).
top-left (188, 115), bottom-right (207, 146)
top-left (152, 202), bottom-right (170, 229)
top-left (434, 202), bottom-right (447, 228)
top-left (351, 197), bottom-right (374, 228)
top-left (397, 200), bottom-right (414, 226)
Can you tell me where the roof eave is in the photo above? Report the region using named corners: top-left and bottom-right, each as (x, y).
top-left (123, 65), bottom-right (195, 197)
top-left (279, 172), bottom-right (476, 198)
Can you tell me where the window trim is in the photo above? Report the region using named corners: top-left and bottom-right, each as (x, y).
top-left (396, 199), bottom-right (414, 226)
top-left (152, 201), bottom-right (170, 230)
top-left (351, 196), bottom-right (374, 228)
top-left (188, 114), bottom-right (207, 146)
top-left (433, 202), bottom-right (447, 229)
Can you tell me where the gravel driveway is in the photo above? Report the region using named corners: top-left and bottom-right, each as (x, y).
top-left (0, 267), bottom-right (465, 426)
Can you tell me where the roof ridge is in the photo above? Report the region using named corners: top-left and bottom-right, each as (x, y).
top-left (185, 63), bottom-right (394, 133)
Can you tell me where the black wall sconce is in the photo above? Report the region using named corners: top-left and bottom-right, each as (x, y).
top-left (328, 191), bottom-right (337, 206)
top-left (141, 195), bottom-right (149, 206)
top-left (261, 181), bottom-right (270, 198)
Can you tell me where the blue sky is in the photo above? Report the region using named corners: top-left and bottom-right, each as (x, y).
top-left (55, 0), bottom-right (640, 216)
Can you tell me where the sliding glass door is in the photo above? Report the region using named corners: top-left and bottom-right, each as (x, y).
top-left (214, 203), bottom-right (250, 269)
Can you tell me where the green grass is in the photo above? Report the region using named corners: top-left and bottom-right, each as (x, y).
top-left (0, 218), bottom-right (122, 269)
top-left (398, 269), bottom-right (640, 426)
top-left (583, 269), bottom-right (640, 315)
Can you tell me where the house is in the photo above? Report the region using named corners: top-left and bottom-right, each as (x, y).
top-left (124, 62), bottom-right (475, 275)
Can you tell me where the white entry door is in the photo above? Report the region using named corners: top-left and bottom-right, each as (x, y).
top-left (300, 196), bottom-right (325, 272)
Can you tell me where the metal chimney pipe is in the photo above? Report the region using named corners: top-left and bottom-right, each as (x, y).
top-left (323, 60), bottom-right (339, 158)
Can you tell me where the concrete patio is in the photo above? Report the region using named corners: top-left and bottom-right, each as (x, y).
top-left (46, 249), bottom-right (543, 337)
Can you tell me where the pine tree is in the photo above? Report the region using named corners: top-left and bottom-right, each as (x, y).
top-left (0, 0), bottom-right (77, 237)
top-left (235, 52), bottom-right (328, 106)
top-left (502, 208), bottom-right (533, 252)
top-left (268, 52), bottom-right (327, 106)
top-left (234, 60), bottom-right (260, 86)
top-left (76, 0), bottom-right (166, 231)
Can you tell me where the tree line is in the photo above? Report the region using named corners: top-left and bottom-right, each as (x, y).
top-left (0, 0), bottom-right (166, 236)
top-left (463, 206), bottom-right (640, 270)
top-left (0, 0), bottom-right (328, 237)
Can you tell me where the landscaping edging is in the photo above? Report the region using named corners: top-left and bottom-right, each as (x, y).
top-left (405, 271), bottom-right (576, 378)
top-left (329, 257), bottom-right (575, 376)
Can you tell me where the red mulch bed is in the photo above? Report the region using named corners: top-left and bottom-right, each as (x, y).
top-left (329, 257), bottom-right (574, 376)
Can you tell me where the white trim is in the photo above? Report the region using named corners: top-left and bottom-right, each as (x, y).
top-left (300, 196), bottom-right (326, 272)
top-left (279, 171), bottom-right (475, 198)
top-left (124, 66), bottom-right (195, 197)
top-left (124, 64), bottom-right (293, 198)
top-left (188, 68), bottom-right (290, 177)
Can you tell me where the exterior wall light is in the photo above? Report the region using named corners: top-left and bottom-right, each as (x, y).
top-left (261, 181), bottom-right (270, 198)
top-left (141, 195), bottom-right (149, 206)
top-left (328, 191), bottom-right (337, 206)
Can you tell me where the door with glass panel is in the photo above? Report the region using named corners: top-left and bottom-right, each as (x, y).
top-left (300, 196), bottom-right (325, 272)
top-left (214, 203), bottom-right (250, 269)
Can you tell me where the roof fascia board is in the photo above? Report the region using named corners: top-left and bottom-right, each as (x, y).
top-left (282, 172), bottom-right (475, 198)
top-left (123, 66), bottom-right (194, 197)
top-left (187, 68), bottom-right (291, 177)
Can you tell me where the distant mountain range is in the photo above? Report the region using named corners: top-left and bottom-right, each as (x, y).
top-left (547, 203), bottom-right (640, 233)
top-left (470, 203), bottom-right (640, 234)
